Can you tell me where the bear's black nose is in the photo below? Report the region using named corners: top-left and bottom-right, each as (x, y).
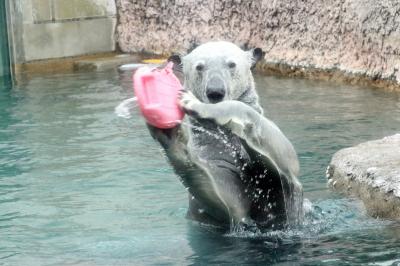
top-left (206, 76), bottom-right (226, 103)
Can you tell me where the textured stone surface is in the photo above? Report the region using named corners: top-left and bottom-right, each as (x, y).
top-left (327, 134), bottom-right (400, 219)
top-left (116, 0), bottom-right (400, 88)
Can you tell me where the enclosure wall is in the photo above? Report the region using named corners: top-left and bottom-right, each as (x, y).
top-left (8, 0), bottom-right (117, 64)
top-left (116, 0), bottom-right (400, 86)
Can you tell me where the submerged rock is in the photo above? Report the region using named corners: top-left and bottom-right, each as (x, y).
top-left (327, 134), bottom-right (400, 219)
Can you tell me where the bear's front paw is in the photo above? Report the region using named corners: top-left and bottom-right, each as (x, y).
top-left (179, 91), bottom-right (203, 117)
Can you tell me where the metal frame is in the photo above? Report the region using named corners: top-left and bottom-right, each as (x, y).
top-left (0, 0), bottom-right (11, 85)
top-left (4, 0), bottom-right (15, 84)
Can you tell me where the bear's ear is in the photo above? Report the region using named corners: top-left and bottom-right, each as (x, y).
top-left (168, 54), bottom-right (182, 66)
top-left (167, 54), bottom-right (184, 81)
top-left (249, 48), bottom-right (264, 69)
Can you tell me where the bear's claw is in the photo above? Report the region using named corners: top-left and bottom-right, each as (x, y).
top-left (179, 91), bottom-right (202, 117)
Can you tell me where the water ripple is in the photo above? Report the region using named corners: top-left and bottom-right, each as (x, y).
top-left (0, 71), bottom-right (399, 265)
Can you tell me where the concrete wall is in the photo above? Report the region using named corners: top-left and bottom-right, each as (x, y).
top-left (116, 0), bottom-right (400, 89)
top-left (8, 0), bottom-right (116, 64)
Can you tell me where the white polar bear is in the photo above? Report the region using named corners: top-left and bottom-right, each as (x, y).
top-left (147, 41), bottom-right (303, 231)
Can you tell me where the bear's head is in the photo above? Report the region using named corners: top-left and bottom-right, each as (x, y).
top-left (170, 41), bottom-right (264, 113)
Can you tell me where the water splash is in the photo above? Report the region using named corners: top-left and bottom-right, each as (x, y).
top-left (221, 197), bottom-right (392, 245)
top-left (179, 120), bottom-right (240, 155)
top-left (115, 97), bottom-right (137, 119)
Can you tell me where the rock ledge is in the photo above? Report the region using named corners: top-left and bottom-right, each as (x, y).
top-left (328, 134), bottom-right (400, 219)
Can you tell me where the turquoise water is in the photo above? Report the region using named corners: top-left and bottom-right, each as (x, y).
top-left (1, 70), bottom-right (400, 265)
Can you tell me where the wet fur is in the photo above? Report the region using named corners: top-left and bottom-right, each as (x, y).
top-left (147, 41), bottom-right (303, 230)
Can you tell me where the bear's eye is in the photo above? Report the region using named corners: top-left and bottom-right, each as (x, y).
top-left (228, 62), bottom-right (236, 69)
top-left (196, 63), bottom-right (204, 72)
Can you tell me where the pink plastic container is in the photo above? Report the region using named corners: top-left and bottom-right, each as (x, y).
top-left (133, 62), bottom-right (184, 129)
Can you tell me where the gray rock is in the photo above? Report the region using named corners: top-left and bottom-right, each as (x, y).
top-left (328, 134), bottom-right (400, 219)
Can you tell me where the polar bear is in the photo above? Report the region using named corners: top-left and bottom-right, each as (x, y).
top-left (147, 41), bottom-right (303, 231)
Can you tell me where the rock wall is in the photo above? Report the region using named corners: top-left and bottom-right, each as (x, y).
top-left (116, 0), bottom-right (400, 90)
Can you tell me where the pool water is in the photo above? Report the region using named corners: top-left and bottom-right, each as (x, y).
top-left (1, 70), bottom-right (400, 265)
